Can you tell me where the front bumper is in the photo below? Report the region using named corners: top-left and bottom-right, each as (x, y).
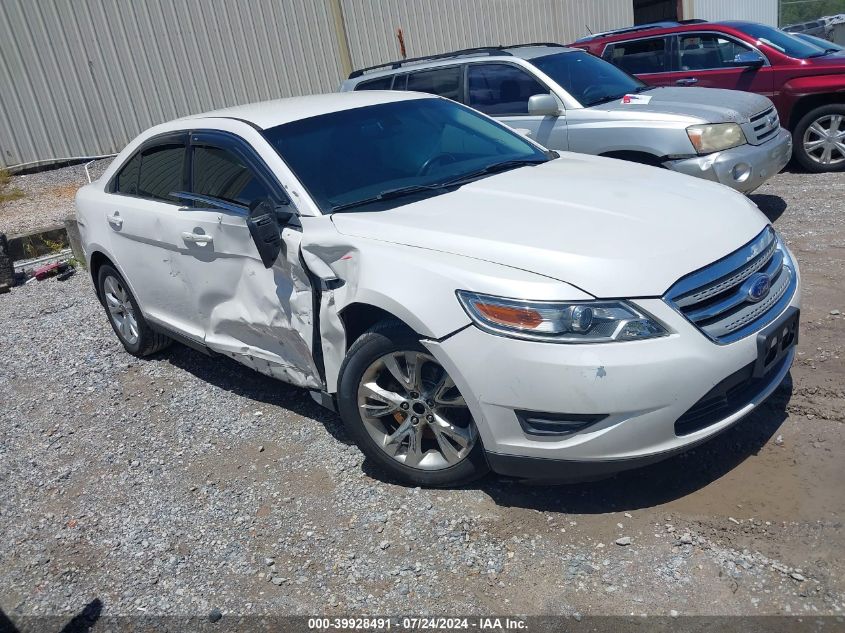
top-left (423, 287), bottom-right (800, 480)
top-left (667, 128), bottom-right (792, 194)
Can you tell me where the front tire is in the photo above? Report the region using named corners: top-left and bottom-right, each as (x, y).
top-left (792, 104), bottom-right (845, 172)
top-left (97, 264), bottom-right (171, 357)
top-left (337, 321), bottom-right (488, 487)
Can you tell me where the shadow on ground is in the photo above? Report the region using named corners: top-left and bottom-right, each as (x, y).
top-left (158, 338), bottom-right (792, 513)
top-left (0, 598), bottom-right (102, 633)
top-left (749, 193), bottom-right (788, 223)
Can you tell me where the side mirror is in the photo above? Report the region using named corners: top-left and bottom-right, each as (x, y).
top-left (247, 199), bottom-right (282, 268)
top-left (527, 93), bottom-right (561, 116)
top-left (731, 51), bottom-right (764, 67)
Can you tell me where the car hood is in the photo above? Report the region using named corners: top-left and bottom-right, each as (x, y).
top-left (330, 153), bottom-right (769, 298)
top-left (593, 86), bottom-right (773, 123)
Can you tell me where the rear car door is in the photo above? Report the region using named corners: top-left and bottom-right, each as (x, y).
top-left (174, 130), bottom-right (322, 387)
top-left (601, 36), bottom-right (674, 86)
top-left (105, 133), bottom-right (204, 340)
top-left (465, 62), bottom-right (568, 149)
top-left (668, 32), bottom-right (773, 95)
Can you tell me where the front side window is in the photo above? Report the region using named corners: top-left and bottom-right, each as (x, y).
top-left (191, 144), bottom-right (271, 208)
top-left (467, 63), bottom-right (548, 115)
top-left (604, 37), bottom-right (668, 74)
top-left (263, 98), bottom-right (550, 214)
top-left (137, 142), bottom-right (185, 203)
top-left (532, 51), bottom-right (647, 107)
top-left (678, 34), bottom-right (756, 70)
top-left (405, 66), bottom-right (462, 100)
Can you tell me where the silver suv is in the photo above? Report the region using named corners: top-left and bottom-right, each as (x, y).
top-left (340, 44), bottom-right (792, 194)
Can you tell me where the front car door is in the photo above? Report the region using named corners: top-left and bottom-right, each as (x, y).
top-left (669, 32), bottom-right (773, 96)
top-left (173, 129), bottom-right (322, 388)
top-left (465, 62), bottom-right (568, 150)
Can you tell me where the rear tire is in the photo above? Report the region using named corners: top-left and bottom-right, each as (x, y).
top-left (97, 264), bottom-right (171, 357)
top-left (337, 321), bottom-right (488, 487)
top-left (792, 104), bottom-right (845, 173)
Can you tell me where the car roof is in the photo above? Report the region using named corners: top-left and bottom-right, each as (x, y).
top-left (346, 43), bottom-right (577, 83)
top-left (575, 20), bottom-right (763, 44)
top-left (185, 91), bottom-right (430, 130)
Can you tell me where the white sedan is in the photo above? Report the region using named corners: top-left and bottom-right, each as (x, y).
top-left (75, 91), bottom-right (800, 486)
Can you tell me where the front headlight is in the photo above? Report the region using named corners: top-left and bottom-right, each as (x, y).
top-left (456, 291), bottom-right (668, 343)
top-left (686, 123), bottom-right (746, 154)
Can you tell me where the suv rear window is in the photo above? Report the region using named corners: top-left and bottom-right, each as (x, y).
top-left (356, 75), bottom-right (393, 90)
top-left (405, 67), bottom-right (462, 100)
top-left (604, 37), bottom-right (667, 74)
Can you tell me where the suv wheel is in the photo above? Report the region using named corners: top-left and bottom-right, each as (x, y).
top-left (97, 264), bottom-right (171, 356)
top-left (793, 104), bottom-right (845, 172)
top-left (337, 321), bottom-right (488, 487)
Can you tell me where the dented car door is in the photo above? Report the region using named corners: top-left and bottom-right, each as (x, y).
top-left (174, 131), bottom-right (322, 388)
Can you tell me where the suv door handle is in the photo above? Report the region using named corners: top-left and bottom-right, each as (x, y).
top-left (675, 77), bottom-right (698, 85)
top-left (107, 213), bottom-right (123, 229)
top-left (181, 232), bottom-right (213, 245)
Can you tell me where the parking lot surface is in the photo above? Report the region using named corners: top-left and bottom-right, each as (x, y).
top-left (0, 168), bottom-right (843, 619)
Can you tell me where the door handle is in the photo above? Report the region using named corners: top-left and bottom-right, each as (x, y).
top-left (181, 232), bottom-right (213, 245)
top-left (107, 213), bottom-right (123, 229)
top-left (675, 77), bottom-right (698, 85)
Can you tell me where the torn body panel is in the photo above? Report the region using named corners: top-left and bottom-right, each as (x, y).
top-left (298, 215), bottom-right (591, 394)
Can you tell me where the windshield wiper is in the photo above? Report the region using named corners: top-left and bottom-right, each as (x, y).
top-left (436, 158), bottom-right (548, 187)
top-left (330, 183), bottom-right (445, 213)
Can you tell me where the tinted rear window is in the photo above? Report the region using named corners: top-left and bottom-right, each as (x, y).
top-left (405, 66), bottom-right (462, 100)
top-left (138, 143), bottom-right (184, 203)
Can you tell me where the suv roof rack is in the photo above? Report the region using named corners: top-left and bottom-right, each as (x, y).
top-left (347, 42), bottom-right (564, 79)
top-left (573, 19), bottom-right (708, 43)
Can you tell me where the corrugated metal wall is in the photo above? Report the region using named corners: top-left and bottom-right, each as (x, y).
top-left (0, 0), bottom-right (345, 170)
top-left (0, 0), bottom-right (633, 170)
top-left (342, 0), bottom-right (632, 69)
top-left (684, 0), bottom-right (778, 26)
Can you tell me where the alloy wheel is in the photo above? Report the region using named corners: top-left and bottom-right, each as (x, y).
top-left (802, 114), bottom-right (845, 167)
top-left (103, 275), bottom-right (139, 345)
top-left (356, 351), bottom-right (477, 471)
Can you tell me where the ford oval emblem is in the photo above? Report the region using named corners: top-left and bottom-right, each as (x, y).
top-left (743, 272), bottom-right (771, 303)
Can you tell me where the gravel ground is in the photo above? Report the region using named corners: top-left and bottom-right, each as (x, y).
top-left (0, 160), bottom-right (110, 235)
top-left (0, 168), bottom-right (843, 623)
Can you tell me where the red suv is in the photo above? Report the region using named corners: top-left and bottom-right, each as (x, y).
top-left (572, 20), bottom-right (845, 172)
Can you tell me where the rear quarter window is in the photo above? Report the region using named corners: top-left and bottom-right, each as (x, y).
top-left (355, 75), bottom-right (394, 90)
top-left (113, 152), bottom-right (141, 195)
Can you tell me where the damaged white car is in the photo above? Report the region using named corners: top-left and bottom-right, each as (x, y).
top-left (76, 91), bottom-right (800, 486)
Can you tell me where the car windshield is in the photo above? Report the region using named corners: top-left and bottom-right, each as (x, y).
top-left (263, 98), bottom-right (550, 213)
top-left (728, 22), bottom-right (828, 58)
top-left (531, 51), bottom-right (648, 107)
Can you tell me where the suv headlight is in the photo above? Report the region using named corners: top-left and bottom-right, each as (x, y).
top-left (456, 291), bottom-right (668, 343)
top-left (686, 123), bottom-right (746, 154)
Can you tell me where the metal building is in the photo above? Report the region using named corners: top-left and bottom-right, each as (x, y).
top-left (0, 0), bottom-right (632, 171)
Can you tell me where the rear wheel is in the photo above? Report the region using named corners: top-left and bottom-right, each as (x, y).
top-left (337, 321), bottom-right (488, 487)
top-left (792, 104), bottom-right (845, 172)
top-left (97, 264), bottom-right (171, 356)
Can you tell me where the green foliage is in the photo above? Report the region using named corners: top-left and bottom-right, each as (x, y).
top-left (0, 168), bottom-right (25, 204)
top-left (781, 0), bottom-right (845, 26)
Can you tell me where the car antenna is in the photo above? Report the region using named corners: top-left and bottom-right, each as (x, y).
top-left (585, 24), bottom-right (593, 34)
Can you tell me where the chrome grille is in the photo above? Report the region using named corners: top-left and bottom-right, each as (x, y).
top-left (744, 106), bottom-right (780, 145)
top-left (665, 227), bottom-right (797, 344)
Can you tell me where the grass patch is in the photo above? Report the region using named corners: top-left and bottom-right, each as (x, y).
top-left (0, 168), bottom-right (25, 204)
